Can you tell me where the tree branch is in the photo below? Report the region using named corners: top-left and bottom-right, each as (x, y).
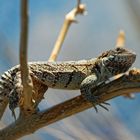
top-left (19, 0), bottom-right (34, 115)
top-left (116, 30), bottom-right (125, 48)
top-left (0, 68), bottom-right (140, 139)
top-left (49, 1), bottom-right (86, 61)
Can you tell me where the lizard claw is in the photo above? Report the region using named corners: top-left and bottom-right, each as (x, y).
top-left (98, 103), bottom-right (109, 111)
top-left (11, 109), bottom-right (16, 120)
top-left (102, 102), bottom-right (110, 106)
top-left (91, 102), bottom-right (110, 112)
top-left (85, 95), bottom-right (100, 112)
top-left (88, 96), bottom-right (110, 112)
top-left (91, 103), bottom-right (98, 112)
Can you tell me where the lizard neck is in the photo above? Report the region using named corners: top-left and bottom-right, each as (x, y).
top-left (90, 59), bottom-right (113, 82)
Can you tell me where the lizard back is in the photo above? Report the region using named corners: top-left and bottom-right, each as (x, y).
top-left (29, 59), bottom-right (97, 89)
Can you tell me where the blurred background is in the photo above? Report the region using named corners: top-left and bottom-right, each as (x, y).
top-left (0, 0), bottom-right (140, 140)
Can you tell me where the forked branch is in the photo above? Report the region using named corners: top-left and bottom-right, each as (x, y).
top-left (49, 0), bottom-right (86, 61)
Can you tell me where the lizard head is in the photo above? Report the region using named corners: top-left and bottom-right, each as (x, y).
top-left (98, 47), bottom-right (136, 75)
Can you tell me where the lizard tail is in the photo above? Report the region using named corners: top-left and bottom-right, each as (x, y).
top-left (0, 66), bottom-right (19, 119)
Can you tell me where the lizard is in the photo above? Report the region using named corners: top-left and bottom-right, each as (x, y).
top-left (0, 47), bottom-right (136, 117)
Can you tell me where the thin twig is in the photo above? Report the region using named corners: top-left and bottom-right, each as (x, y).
top-left (20, 0), bottom-right (34, 114)
top-left (49, 2), bottom-right (86, 61)
top-left (0, 68), bottom-right (140, 139)
top-left (116, 30), bottom-right (125, 48)
top-left (114, 30), bottom-right (125, 80)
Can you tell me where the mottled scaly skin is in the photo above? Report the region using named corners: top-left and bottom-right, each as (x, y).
top-left (29, 59), bottom-right (96, 89)
top-left (0, 47), bottom-right (136, 114)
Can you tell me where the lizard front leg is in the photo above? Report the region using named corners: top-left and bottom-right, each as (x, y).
top-left (80, 74), bottom-right (109, 112)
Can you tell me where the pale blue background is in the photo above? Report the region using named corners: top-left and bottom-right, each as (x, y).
top-left (0, 0), bottom-right (140, 140)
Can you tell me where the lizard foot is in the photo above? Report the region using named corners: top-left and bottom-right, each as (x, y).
top-left (98, 102), bottom-right (110, 111)
top-left (92, 102), bottom-right (110, 112)
top-left (85, 95), bottom-right (110, 112)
